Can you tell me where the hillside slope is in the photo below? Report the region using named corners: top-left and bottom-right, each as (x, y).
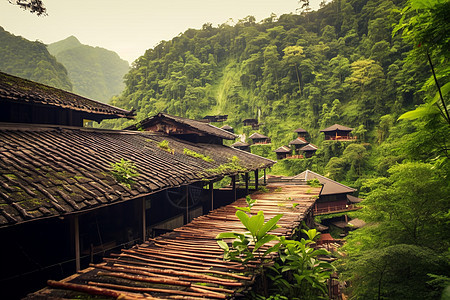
top-left (0, 26), bottom-right (72, 91)
top-left (48, 36), bottom-right (129, 103)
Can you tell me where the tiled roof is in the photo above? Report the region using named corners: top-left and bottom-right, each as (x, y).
top-left (288, 137), bottom-right (308, 145)
top-left (231, 141), bottom-right (249, 147)
top-left (125, 113), bottom-right (237, 140)
top-left (274, 146), bottom-right (291, 153)
top-left (249, 132), bottom-right (269, 139)
top-left (293, 170), bottom-right (356, 195)
top-left (0, 123), bottom-right (274, 228)
top-left (294, 127), bottom-right (308, 133)
top-left (320, 124), bottom-right (353, 132)
top-left (0, 71), bottom-right (134, 119)
top-left (221, 125), bottom-right (233, 130)
top-left (300, 144), bottom-right (318, 151)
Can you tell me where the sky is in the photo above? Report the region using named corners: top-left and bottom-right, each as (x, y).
top-left (0, 0), bottom-right (324, 64)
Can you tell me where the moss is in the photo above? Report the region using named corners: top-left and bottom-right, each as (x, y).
top-left (206, 156), bottom-right (247, 174)
top-left (157, 140), bottom-right (174, 154)
top-left (4, 174), bottom-right (18, 180)
top-left (183, 148), bottom-right (215, 163)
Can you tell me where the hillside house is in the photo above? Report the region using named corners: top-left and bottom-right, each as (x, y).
top-left (249, 132), bottom-right (271, 144)
top-left (221, 124), bottom-right (234, 133)
top-left (293, 170), bottom-right (362, 215)
top-left (0, 73), bottom-right (275, 299)
top-left (231, 141), bottom-right (250, 152)
top-left (294, 127), bottom-right (309, 139)
top-left (320, 124), bottom-right (355, 141)
top-left (274, 145), bottom-right (292, 160)
top-left (289, 137), bottom-right (309, 155)
top-left (202, 114), bottom-right (228, 122)
top-left (299, 143), bottom-right (318, 158)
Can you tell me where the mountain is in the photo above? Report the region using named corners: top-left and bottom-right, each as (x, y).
top-left (47, 36), bottom-right (130, 103)
top-left (0, 26), bottom-right (72, 91)
top-left (103, 0), bottom-right (422, 145)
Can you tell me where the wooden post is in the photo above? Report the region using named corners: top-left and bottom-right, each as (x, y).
top-left (142, 198), bottom-right (146, 242)
top-left (254, 169), bottom-right (259, 191)
top-left (185, 185), bottom-right (189, 224)
top-left (209, 182), bottom-right (214, 211)
top-left (232, 175), bottom-right (236, 202)
top-left (245, 172), bottom-right (249, 195)
top-left (264, 169), bottom-right (267, 185)
top-left (73, 215), bottom-right (80, 272)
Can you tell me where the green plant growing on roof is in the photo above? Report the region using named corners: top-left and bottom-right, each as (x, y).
top-left (183, 148), bottom-right (215, 163)
top-left (206, 156), bottom-right (247, 174)
top-left (110, 158), bottom-right (139, 188)
top-left (307, 178), bottom-right (321, 188)
top-left (158, 140), bottom-right (174, 154)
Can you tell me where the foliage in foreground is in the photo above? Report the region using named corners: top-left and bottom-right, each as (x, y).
top-left (216, 196), bottom-right (333, 299)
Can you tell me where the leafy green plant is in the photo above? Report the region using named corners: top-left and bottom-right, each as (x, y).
top-left (268, 229), bottom-right (334, 299)
top-left (157, 140), bottom-right (174, 154)
top-left (306, 178), bottom-right (321, 188)
top-left (258, 186), bottom-right (269, 193)
top-left (183, 148), bottom-right (214, 162)
top-left (110, 158), bottom-right (139, 188)
top-left (206, 156), bottom-right (247, 174)
top-left (216, 199), bottom-right (333, 299)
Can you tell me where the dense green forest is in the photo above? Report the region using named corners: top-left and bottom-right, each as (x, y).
top-left (0, 26), bottom-right (72, 90)
top-left (101, 0), bottom-right (450, 298)
top-left (47, 36), bottom-right (129, 103)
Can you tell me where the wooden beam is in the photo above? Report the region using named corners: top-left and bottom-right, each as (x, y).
top-left (245, 173), bottom-right (249, 195)
top-left (185, 185), bottom-right (189, 224)
top-left (264, 169), bottom-right (266, 185)
top-left (231, 175), bottom-right (236, 202)
top-left (209, 182), bottom-right (214, 210)
top-left (72, 215), bottom-right (80, 272)
top-left (254, 169), bottom-right (259, 191)
top-left (142, 198), bottom-right (146, 242)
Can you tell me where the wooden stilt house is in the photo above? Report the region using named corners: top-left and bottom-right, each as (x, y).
top-left (320, 124), bottom-right (355, 141)
top-left (249, 132), bottom-right (271, 144)
top-left (274, 145), bottom-right (292, 160)
top-left (293, 170), bottom-right (362, 215)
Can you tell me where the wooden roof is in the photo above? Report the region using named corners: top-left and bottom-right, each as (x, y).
top-left (0, 71), bottom-right (134, 119)
top-left (274, 146), bottom-right (291, 153)
top-left (0, 123), bottom-right (274, 228)
top-left (249, 132), bottom-right (269, 139)
top-left (125, 113), bottom-right (237, 140)
top-left (299, 143), bottom-right (318, 151)
top-left (293, 170), bottom-right (356, 195)
top-left (294, 127), bottom-right (308, 133)
top-left (288, 137), bottom-right (308, 145)
top-left (26, 184), bottom-right (320, 299)
top-left (320, 124), bottom-right (353, 132)
top-left (231, 141), bottom-right (249, 147)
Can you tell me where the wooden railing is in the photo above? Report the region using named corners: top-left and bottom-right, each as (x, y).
top-left (314, 204), bottom-right (360, 215)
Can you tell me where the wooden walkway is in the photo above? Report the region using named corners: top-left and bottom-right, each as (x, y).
top-left (28, 184), bottom-right (320, 300)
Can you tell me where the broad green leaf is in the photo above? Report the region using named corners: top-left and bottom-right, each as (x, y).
top-left (217, 240), bottom-right (229, 251)
top-left (234, 206), bottom-right (251, 212)
top-left (215, 232), bottom-right (240, 239)
top-left (254, 234), bottom-right (278, 251)
top-left (247, 211), bottom-right (265, 236)
top-left (235, 210), bottom-right (250, 229)
top-left (398, 105), bottom-right (436, 120)
top-left (257, 213), bottom-right (283, 240)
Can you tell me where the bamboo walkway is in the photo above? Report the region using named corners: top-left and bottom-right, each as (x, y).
top-left (28, 184), bottom-right (320, 300)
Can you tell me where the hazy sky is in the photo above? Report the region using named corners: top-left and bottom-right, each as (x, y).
top-left (0, 0), bottom-right (324, 64)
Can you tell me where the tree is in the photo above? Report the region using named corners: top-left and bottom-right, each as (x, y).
top-left (9, 0), bottom-right (46, 15)
top-left (282, 45), bottom-right (305, 96)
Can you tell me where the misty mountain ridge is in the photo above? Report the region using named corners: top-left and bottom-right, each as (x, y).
top-left (47, 36), bottom-right (130, 103)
